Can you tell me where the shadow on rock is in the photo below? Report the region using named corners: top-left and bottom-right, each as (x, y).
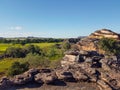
top-left (2, 82), bottom-right (43, 90)
top-left (51, 79), bottom-right (67, 86)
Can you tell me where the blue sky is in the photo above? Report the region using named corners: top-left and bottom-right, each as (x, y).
top-left (0, 0), bottom-right (120, 38)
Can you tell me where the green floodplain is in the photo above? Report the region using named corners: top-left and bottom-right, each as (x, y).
top-left (0, 42), bottom-right (65, 77)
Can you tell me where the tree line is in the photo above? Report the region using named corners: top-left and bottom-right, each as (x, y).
top-left (0, 37), bottom-right (82, 45)
top-left (0, 38), bottom-right (64, 44)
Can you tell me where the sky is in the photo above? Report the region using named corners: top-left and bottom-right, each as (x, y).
top-left (0, 0), bottom-right (120, 38)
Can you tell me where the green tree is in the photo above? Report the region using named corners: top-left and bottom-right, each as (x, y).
top-left (7, 61), bottom-right (29, 76)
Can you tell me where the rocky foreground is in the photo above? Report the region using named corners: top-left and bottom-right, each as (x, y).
top-left (1, 49), bottom-right (120, 90)
top-left (0, 29), bottom-right (120, 90)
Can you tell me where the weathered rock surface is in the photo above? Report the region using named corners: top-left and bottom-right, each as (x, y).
top-left (89, 29), bottom-right (120, 40)
top-left (35, 71), bottom-right (57, 84)
top-left (77, 29), bottom-right (120, 54)
top-left (55, 68), bottom-right (74, 81)
top-left (11, 68), bottom-right (39, 85)
top-left (12, 74), bottom-right (32, 85)
top-left (61, 50), bottom-right (120, 90)
top-left (0, 76), bottom-right (12, 88)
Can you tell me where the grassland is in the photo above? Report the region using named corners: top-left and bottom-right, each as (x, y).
top-left (0, 58), bottom-right (23, 77)
top-left (0, 42), bottom-right (60, 54)
top-left (0, 42), bottom-right (62, 77)
top-left (26, 42), bottom-right (58, 48)
top-left (0, 43), bottom-right (21, 54)
top-left (0, 43), bottom-right (12, 54)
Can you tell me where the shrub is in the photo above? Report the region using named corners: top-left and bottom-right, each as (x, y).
top-left (50, 59), bottom-right (61, 69)
top-left (99, 38), bottom-right (120, 55)
top-left (5, 47), bottom-right (25, 58)
top-left (62, 40), bottom-right (71, 50)
top-left (24, 53), bottom-right (50, 68)
top-left (23, 45), bottom-right (42, 55)
top-left (7, 61), bottom-right (29, 76)
top-left (5, 45), bottom-right (42, 58)
top-left (42, 45), bottom-right (64, 60)
top-left (47, 48), bottom-right (57, 57)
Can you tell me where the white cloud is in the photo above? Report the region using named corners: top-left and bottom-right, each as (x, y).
top-left (9, 26), bottom-right (23, 30)
top-left (0, 31), bottom-right (33, 37)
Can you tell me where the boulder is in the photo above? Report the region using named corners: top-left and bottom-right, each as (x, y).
top-left (73, 71), bottom-right (88, 81)
top-left (61, 54), bottom-right (78, 67)
top-left (34, 74), bottom-right (43, 84)
top-left (77, 38), bottom-right (99, 52)
top-left (0, 76), bottom-right (12, 88)
top-left (55, 69), bottom-right (74, 81)
top-left (12, 74), bottom-right (33, 85)
top-left (63, 55), bottom-right (77, 62)
top-left (35, 72), bottom-right (57, 84)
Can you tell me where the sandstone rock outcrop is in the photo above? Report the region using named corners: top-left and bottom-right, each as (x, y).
top-left (77, 38), bottom-right (100, 52)
top-left (88, 29), bottom-right (120, 40)
top-left (76, 29), bottom-right (120, 54)
top-left (11, 68), bottom-right (39, 85)
top-left (56, 69), bottom-right (74, 81)
top-left (35, 69), bottom-right (57, 84)
top-left (61, 49), bottom-right (120, 90)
